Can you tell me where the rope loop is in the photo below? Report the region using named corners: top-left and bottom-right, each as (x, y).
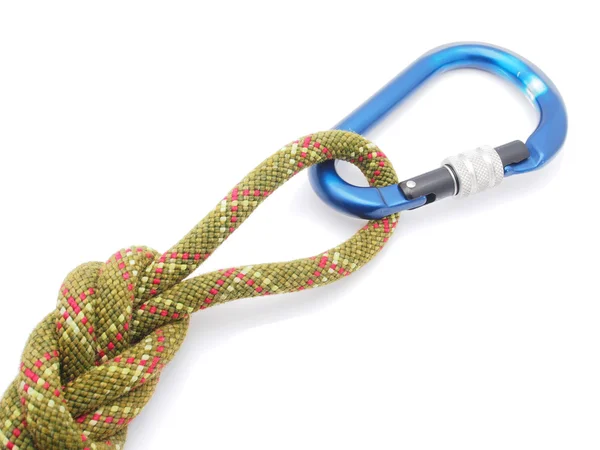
top-left (0, 130), bottom-right (400, 450)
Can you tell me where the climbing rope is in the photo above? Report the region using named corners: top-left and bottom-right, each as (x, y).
top-left (0, 130), bottom-right (400, 450)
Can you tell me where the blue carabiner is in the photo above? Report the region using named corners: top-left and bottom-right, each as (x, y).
top-left (309, 42), bottom-right (568, 219)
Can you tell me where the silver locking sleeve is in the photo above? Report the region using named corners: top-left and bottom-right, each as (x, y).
top-left (398, 140), bottom-right (529, 207)
top-left (442, 145), bottom-right (504, 197)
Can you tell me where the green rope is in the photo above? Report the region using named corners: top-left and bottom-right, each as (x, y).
top-left (0, 130), bottom-right (400, 450)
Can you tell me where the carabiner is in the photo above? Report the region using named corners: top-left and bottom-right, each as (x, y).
top-left (309, 42), bottom-right (568, 219)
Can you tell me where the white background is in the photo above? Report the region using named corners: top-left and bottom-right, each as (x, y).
top-left (0, 2), bottom-right (598, 449)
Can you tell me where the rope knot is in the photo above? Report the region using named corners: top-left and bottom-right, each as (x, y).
top-left (0, 130), bottom-right (400, 450)
top-left (5, 246), bottom-right (191, 450)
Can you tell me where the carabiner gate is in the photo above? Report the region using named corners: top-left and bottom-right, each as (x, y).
top-left (309, 43), bottom-right (568, 219)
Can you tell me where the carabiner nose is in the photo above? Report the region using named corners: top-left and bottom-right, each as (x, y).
top-left (309, 43), bottom-right (568, 219)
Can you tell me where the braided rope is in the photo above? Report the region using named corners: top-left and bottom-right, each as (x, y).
top-left (0, 130), bottom-right (400, 450)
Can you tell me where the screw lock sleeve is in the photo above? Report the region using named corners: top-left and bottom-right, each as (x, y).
top-left (442, 146), bottom-right (505, 197)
